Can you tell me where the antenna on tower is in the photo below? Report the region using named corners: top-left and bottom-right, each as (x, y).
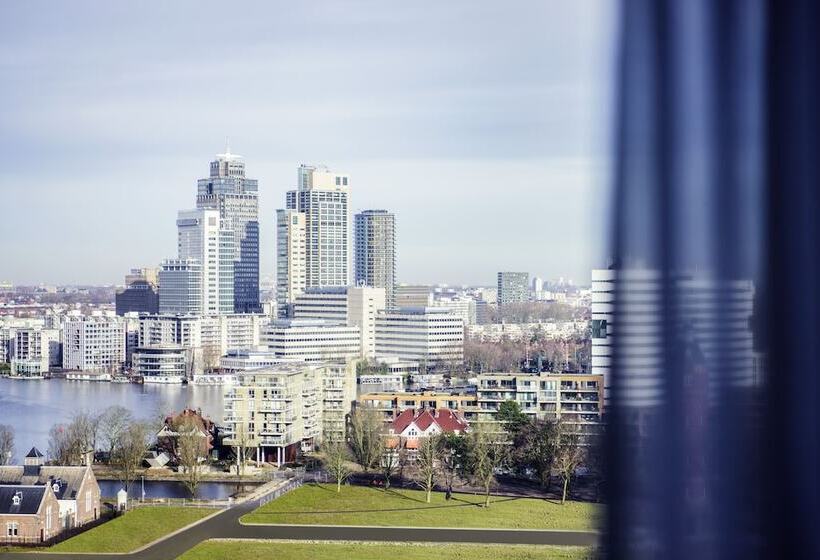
top-left (224, 136), bottom-right (231, 156)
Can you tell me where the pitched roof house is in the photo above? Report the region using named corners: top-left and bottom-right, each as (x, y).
top-left (0, 484), bottom-right (61, 543)
top-left (0, 447), bottom-right (101, 530)
top-left (390, 408), bottom-right (469, 449)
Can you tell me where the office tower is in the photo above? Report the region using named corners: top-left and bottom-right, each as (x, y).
top-left (176, 208), bottom-right (234, 315)
top-left (283, 164), bottom-right (350, 289)
top-left (262, 319), bottom-right (361, 363)
top-left (115, 269), bottom-right (159, 315)
top-left (197, 148), bottom-right (260, 313)
top-left (276, 209), bottom-right (307, 317)
top-left (159, 258), bottom-right (202, 314)
top-left (62, 314), bottom-right (126, 373)
top-left (394, 284), bottom-right (433, 308)
top-left (375, 307), bottom-right (464, 368)
top-left (292, 286), bottom-right (386, 357)
top-left (497, 272), bottom-right (530, 305)
top-left (355, 210), bottom-right (396, 308)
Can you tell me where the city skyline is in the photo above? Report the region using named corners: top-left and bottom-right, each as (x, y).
top-left (0, 1), bottom-right (615, 287)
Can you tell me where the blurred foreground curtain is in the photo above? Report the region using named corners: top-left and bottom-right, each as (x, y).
top-left (607, 0), bottom-right (819, 558)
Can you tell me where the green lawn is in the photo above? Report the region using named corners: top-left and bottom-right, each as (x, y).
top-left (179, 540), bottom-right (594, 560)
top-left (242, 484), bottom-right (600, 531)
top-left (49, 507), bottom-right (217, 553)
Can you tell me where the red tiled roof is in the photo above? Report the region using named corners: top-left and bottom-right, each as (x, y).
top-left (392, 409), bottom-right (416, 434)
top-left (391, 408), bottom-right (469, 435)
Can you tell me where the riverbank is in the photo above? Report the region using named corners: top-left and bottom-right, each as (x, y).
top-left (92, 464), bottom-right (273, 483)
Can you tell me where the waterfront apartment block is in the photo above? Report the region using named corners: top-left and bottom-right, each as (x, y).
top-left (132, 345), bottom-right (188, 383)
top-left (222, 360), bottom-right (357, 464)
top-left (354, 210), bottom-right (396, 309)
top-left (8, 328), bottom-right (59, 377)
top-left (497, 271), bottom-right (530, 305)
top-left (61, 315), bottom-right (125, 373)
top-left (292, 286), bottom-right (386, 358)
top-left (374, 307), bottom-right (464, 368)
top-left (262, 319), bottom-right (361, 363)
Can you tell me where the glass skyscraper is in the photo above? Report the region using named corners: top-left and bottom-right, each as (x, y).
top-left (197, 148), bottom-right (260, 313)
top-left (355, 210), bottom-right (396, 309)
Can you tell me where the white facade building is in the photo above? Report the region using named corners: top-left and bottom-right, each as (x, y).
top-left (132, 345), bottom-right (187, 383)
top-left (9, 328), bottom-right (59, 377)
top-left (62, 315), bottom-right (126, 373)
top-left (262, 319), bottom-right (361, 363)
top-left (375, 307), bottom-right (464, 368)
top-left (275, 209), bottom-right (306, 317)
top-left (292, 286), bottom-right (386, 358)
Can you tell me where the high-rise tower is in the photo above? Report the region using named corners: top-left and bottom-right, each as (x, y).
top-left (355, 210), bottom-right (396, 309)
top-left (197, 147), bottom-right (260, 313)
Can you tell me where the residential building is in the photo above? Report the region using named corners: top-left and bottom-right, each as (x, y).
top-left (62, 315), bottom-right (125, 373)
top-left (389, 408), bottom-right (469, 451)
top-left (9, 328), bottom-right (59, 377)
top-left (292, 286), bottom-right (386, 358)
top-left (0, 447), bottom-right (100, 534)
top-left (0, 485), bottom-right (60, 544)
top-left (196, 149), bottom-right (260, 313)
top-left (357, 390), bottom-right (478, 421)
top-left (354, 210), bottom-right (396, 308)
top-left (219, 349), bottom-right (283, 372)
top-left (262, 319), bottom-right (361, 363)
top-left (278, 164), bottom-right (350, 300)
top-left (275, 209), bottom-right (307, 317)
top-left (375, 307), bottom-right (464, 368)
top-left (158, 259), bottom-right (202, 315)
top-left (132, 345), bottom-right (188, 383)
top-left (222, 360), bottom-right (357, 464)
top-left (156, 409), bottom-right (216, 459)
top-left (497, 272), bottom-right (530, 305)
top-left (476, 372), bottom-right (604, 442)
top-left (394, 285), bottom-right (432, 308)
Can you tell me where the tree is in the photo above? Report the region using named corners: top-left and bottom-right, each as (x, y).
top-left (323, 440), bottom-right (351, 493)
top-left (174, 417), bottom-right (205, 497)
top-left (437, 433), bottom-right (467, 500)
top-left (379, 434), bottom-right (403, 490)
top-left (348, 406), bottom-right (383, 472)
top-left (0, 424), bottom-right (14, 465)
top-left (414, 435), bottom-right (439, 503)
top-left (98, 405), bottom-right (134, 461)
top-left (231, 424), bottom-right (254, 487)
top-left (513, 418), bottom-right (560, 489)
top-left (554, 431), bottom-right (585, 505)
top-left (69, 411), bottom-right (100, 460)
top-left (111, 422), bottom-right (152, 494)
top-left (497, 401), bottom-right (530, 434)
top-left (466, 424), bottom-right (508, 507)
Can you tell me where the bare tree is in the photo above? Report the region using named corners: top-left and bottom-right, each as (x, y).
top-left (174, 417), bottom-right (205, 497)
top-left (69, 411), bottom-right (100, 461)
top-left (111, 422), bottom-right (152, 494)
top-left (348, 406), bottom-right (383, 472)
top-left (379, 434), bottom-right (403, 490)
top-left (231, 424), bottom-right (254, 487)
top-left (466, 423), bottom-right (508, 507)
top-left (0, 424), bottom-right (14, 465)
top-left (98, 405), bottom-right (134, 461)
top-left (437, 433), bottom-right (467, 500)
top-left (414, 435), bottom-right (439, 503)
top-left (323, 440), bottom-right (351, 493)
top-left (554, 431), bottom-right (585, 505)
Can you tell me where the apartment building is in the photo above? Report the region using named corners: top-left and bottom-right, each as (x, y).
top-left (62, 315), bottom-right (125, 373)
top-left (262, 319), bottom-right (361, 363)
top-left (132, 345), bottom-right (188, 383)
top-left (222, 360), bottom-right (357, 464)
top-left (497, 272), bottom-right (530, 305)
top-left (356, 390), bottom-right (478, 422)
top-left (375, 307), bottom-right (464, 368)
top-left (9, 328), bottom-right (59, 377)
top-left (476, 372), bottom-right (604, 442)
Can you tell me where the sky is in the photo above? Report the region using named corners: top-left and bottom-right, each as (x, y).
top-left (0, 1), bottom-right (617, 287)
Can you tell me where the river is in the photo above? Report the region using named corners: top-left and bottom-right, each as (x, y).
top-left (0, 377), bottom-right (224, 463)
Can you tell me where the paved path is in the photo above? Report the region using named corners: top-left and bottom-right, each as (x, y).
top-left (0, 484), bottom-right (599, 560)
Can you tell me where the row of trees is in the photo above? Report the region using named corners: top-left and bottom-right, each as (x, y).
top-left (487, 301), bottom-right (585, 324)
top-left (322, 407), bottom-right (509, 507)
top-left (464, 334), bottom-right (590, 373)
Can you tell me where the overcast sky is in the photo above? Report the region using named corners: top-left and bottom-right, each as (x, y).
top-left (0, 1), bottom-right (616, 287)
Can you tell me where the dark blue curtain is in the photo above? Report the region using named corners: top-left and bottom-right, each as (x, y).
top-left (607, 0), bottom-right (819, 558)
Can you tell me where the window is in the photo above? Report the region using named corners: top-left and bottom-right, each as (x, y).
top-left (591, 319), bottom-right (608, 339)
top-left (7, 522), bottom-right (18, 537)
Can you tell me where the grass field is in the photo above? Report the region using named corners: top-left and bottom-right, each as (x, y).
top-left (179, 540), bottom-right (595, 560)
top-left (49, 506), bottom-right (217, 553)
top-left (242, 483), bottom-right (600, 531)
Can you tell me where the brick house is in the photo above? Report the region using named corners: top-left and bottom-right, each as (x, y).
top-left (389, 408), bottom-right (469, 451)
top-left (0, 484), bottom-right (61, 544)
top-left (0, 447), bottom-right (101, 530)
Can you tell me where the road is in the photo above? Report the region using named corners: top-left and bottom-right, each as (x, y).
top-left (0, 485), bottom-right (599, 560)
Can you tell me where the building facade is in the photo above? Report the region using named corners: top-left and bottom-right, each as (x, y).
top-left (262, 319), bottom-right (361, 363)
top-left (196, 149), bottom-right (260, 313)
top-left (62, 315), bottom-right (125, 373)
top-left (497, 272), bottom-right (530, 305)
top-left (375, 307), bottom-right (464, 368)
top-left (158, 259), bottom-right (202, 315)
top-left (132, 345), bottom-right (188, 383)
top-left (354, 210), bottom-right (396, 309)
top-left (275, 209), bottom-right (307, 317)
top-left (9, 328), bottom-right (59, 377)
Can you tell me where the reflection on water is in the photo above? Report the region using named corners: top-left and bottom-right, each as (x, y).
top-left (98, 479), bottom-right (258, 500)
top-left (0, 377), bottom-right (224, 463)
